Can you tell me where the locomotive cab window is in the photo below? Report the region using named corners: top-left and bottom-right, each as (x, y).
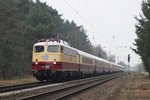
top-left (34, 46), bottom-right (44, 53)
top-left (47, 45), bottom-right (59, 53)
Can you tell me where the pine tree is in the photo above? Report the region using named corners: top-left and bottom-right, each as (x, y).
top-left (134, 0), bottom-right (150, 73)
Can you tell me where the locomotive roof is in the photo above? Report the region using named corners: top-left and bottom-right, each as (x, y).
top-left (34, 42), bottom-right (46, 46)
top-left (34, 40), bottom-right (69, 46)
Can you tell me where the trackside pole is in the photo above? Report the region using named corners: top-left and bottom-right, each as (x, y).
top-left (128, 54), bottom-right (130, 74)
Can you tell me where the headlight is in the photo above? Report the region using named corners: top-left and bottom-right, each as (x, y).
top-left (53, 61), bottom-right (56, 64)
top-left (35, 62), bottom-right (38, 65)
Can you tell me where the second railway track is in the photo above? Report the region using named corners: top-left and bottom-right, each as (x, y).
top-left (0, 81), bottom-right (53, 93)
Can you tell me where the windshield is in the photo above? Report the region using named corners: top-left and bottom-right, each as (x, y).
top-left (47, 45), bottom-right (59, 53)
top-left (34, 46), bottom-right (44, 53)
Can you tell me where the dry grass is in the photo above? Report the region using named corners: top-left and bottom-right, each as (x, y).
top-left (117, 73), bottom-right (150, 100)
top-left (0, 76), bottom-right (38, 87)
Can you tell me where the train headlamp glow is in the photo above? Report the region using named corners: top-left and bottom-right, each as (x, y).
top-left (53, 59), bottom-right (56, 64)
top-left (35, 59), bottom-right (38, 65)
top-left (53, 61), bottom-right (56, 64)
top-left (35, 62), bottom-right (38, 65)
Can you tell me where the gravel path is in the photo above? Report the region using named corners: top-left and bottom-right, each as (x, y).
top-left (65, 74), bottom-right (127, 100)
top-left (65, 73), bottom-right (150, 100)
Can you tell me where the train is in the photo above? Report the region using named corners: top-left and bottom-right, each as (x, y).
top-left (32, 38), bottom-right (125, 81)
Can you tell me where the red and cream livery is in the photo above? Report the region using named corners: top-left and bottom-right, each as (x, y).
top-left (32, 38), bottom-right (125, 81)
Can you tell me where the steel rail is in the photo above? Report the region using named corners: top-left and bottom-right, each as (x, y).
top-left (0, 81), bottom-right (53, 93)
top-left (21, 73), bottom-right (124, 100)
top-left (56, 74), bottom-right (121, 100)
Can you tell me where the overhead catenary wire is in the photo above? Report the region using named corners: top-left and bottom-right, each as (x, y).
top-left (81, 0), bottom-right (111, 39)
top-left (80, 0), bottom-right (129, 59)
top-left (82, 0), bottom-right (130, 50)
top-left (62, 0), bottom-right (110, 44)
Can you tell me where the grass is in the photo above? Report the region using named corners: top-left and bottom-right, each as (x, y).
top-left (0, 75), bottom-right (38, 87)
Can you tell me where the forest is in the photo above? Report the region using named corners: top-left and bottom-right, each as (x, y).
top-left (0, 0), bottom-right (115, 79)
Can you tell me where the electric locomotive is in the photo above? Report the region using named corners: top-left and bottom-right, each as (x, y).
top-left (32, 38), bottom-right (79, 81)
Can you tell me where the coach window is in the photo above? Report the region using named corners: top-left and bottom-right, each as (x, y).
top-left (47, 45), bottom-right (59, 53)
top-left (34, 46), bottom-right (44, 53)
top-left (82, 57), bottom-right (93, 64)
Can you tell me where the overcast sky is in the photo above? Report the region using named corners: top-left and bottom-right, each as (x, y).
top-left (40, 0), bottom-right (143, 67)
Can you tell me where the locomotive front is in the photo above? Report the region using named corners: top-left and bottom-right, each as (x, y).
top-left (32, 39), bottom-right (64, 81)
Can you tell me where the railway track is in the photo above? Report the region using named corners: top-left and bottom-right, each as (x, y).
top-left (21, 73), bottom-right (124, 100)
top-left (0, 81), bottom-right (53, 93)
